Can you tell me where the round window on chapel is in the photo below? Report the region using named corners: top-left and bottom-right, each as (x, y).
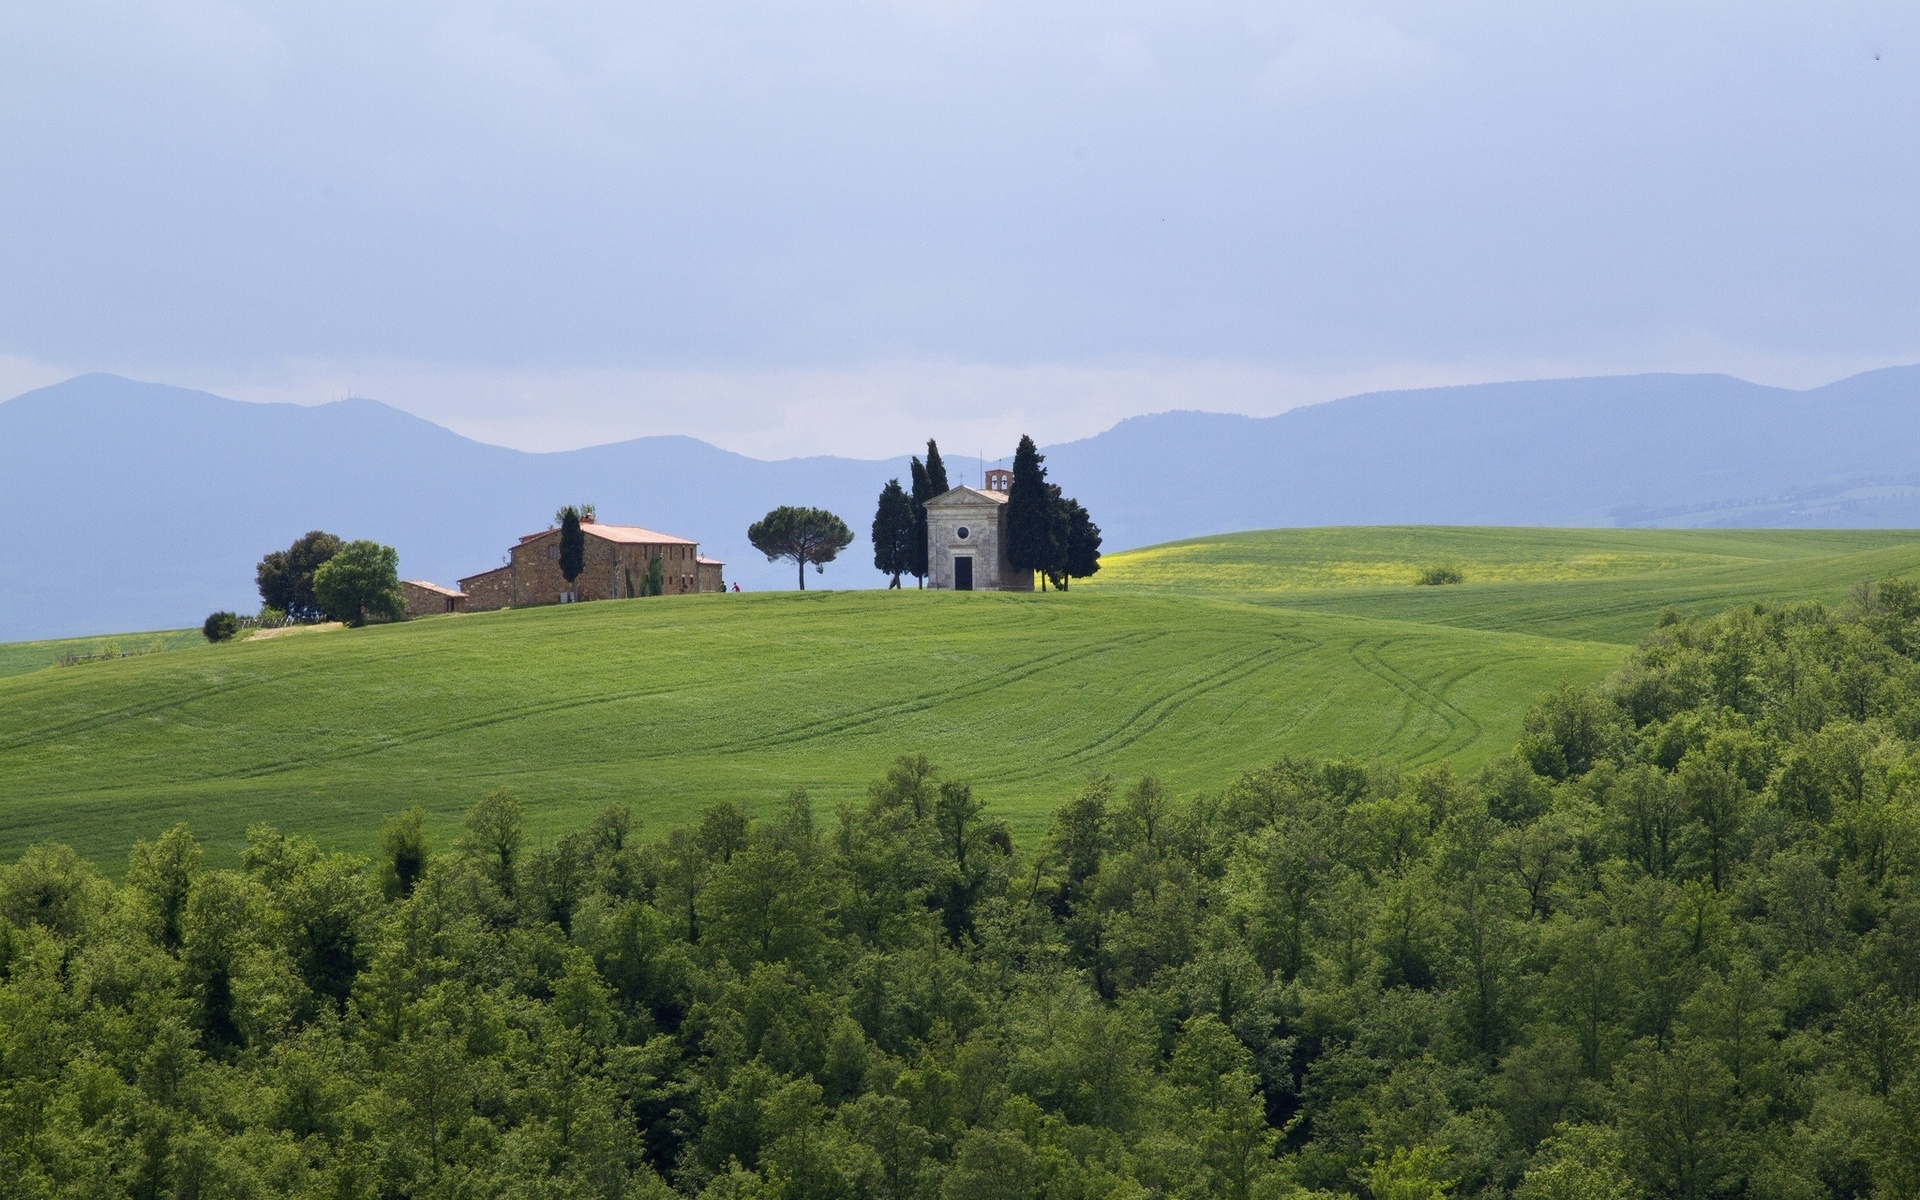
top-left (956, 526), bottom-right (970, 540)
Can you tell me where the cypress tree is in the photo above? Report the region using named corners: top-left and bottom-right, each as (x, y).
top-left (909, 457), bottom-right (932, 587)
top-left (871, 478), bottom-right (915, 588)
top-left (1006, 434), bottom-right (1051, 588)
top-left (557, 506), bottom-right (586, 589)
top-left (1041, 482), bottom-right (1068, 590)
top-left (1063, 498), bottom-right (1102, 585)
top-left (924, 440), bottom-right (950, 495)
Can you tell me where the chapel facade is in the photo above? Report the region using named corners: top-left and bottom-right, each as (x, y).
top-left (924, 470), bottom-right (1032, 591)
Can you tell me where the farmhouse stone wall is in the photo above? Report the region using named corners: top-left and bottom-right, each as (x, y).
top-left (401, 581), bottom-right (467, 618)
top-left (460, 566), bottom-right (514, 612)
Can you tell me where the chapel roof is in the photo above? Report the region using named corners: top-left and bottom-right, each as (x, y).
top-left (926, 485), bottom-right (1009, 506)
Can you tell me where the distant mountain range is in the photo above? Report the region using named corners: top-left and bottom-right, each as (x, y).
top-left (4, 366), bottom-right (1918, 641)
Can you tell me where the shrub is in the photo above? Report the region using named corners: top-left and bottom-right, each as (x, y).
top-left (1417, 564), bottom-right (1464, 586)
top-left (203, 612), bottom-right (241, 642)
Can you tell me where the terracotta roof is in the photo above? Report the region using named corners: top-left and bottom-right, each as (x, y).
top-left (404, 580), bottom-right (466, 598)
top-left (517, 522), bottom-right (696, 546)
top-left (458, 564), bottom-right (511, 586)
top-left (697, 557), bottom-right (725, 566)
top-left (927, 485), bottom-right (1009, 506)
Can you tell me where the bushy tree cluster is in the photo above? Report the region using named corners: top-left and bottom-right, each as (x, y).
top-left (257, 531), bottom-right (344, 622)
top-left (1007, 436), bottom-right (1100, 590)
top-left (6, 588), bottom-right (1920, 1199)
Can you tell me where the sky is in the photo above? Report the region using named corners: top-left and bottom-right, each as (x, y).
top-left (2, 1), bottom-right (1916, 459)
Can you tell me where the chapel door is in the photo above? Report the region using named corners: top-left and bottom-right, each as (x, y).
top-left (954, 556), bottom-right (973, 591)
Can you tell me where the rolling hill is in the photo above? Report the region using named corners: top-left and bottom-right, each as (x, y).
top-left (5, 526), bottom-right (1917, 871)
top-left (5, 365), bottom-right (1920, 641)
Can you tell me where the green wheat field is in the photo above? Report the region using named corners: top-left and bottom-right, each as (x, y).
top-left (5, 527), bottom-right (1918, 868)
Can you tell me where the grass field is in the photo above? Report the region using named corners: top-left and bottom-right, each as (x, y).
top-left (4, 527), bottom-right (1917, 870)
top-left (1090, 527), bottom-right (1920, 643)
top-left (0, 627), bottom-right (207, 680)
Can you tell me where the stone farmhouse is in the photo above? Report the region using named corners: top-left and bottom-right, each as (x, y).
top-left (408, 517), bottom-right (724, 613)
top-left (401, 580), bottom-right (467, 619)
top-left (925, 469), bottom-right (1032, 591)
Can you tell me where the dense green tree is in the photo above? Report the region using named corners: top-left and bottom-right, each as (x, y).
top-left (872, 478), bottom-right (915, 588)
top-left (380, 807), bottom-right (428, 899)
top-left (748, 505), bottom-right (855, 590)
top-left (127, 823), bottom-right (201, 950)
top-left (310, 538), bottom-right (403, 625)
top-left (463, 786), bottom-right (524, 898)
top-left (255, 529), bottom-right (343, 620)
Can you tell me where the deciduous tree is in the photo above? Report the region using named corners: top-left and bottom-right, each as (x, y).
top-left (256, 530), bottom-right (343, 621)
top-left (310, 539), bottom-right (403, 625)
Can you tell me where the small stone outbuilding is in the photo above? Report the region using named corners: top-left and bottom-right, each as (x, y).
top-left (458, 518), bottom-right (724, 611)
top-left (401, 580), bottom-right (468, 618)
top-left (925, 471), bottom-right (1031, 591)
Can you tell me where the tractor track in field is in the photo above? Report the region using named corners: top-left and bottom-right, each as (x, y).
top-left (79, 631), bottom-right (1169, 788)
top-left (1051, 632), bottom-right (1319, 769)
top-left (0, 633), bottom-right (476, 756)
top-left (0, 664), bottom-right (319, 754)
top-left (1341, 635), bottom-right (1486, 760)
top-left (695, 630), bottom-right (1169, 754)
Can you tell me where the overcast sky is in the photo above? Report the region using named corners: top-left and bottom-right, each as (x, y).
top-left (2, 1), bottom-right (1916, 458)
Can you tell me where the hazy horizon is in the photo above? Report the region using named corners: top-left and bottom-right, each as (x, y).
top-left (10, 359), bottom-right (1920, 465)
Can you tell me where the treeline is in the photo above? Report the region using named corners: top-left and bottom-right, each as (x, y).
top-left (6, 589), bottom-right (1920, 1198)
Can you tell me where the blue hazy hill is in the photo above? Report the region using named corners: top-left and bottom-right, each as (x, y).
top-left (1047, 366), bottom-right (1920, 549)
top-left (4, 366), bottom-right (1918, 640)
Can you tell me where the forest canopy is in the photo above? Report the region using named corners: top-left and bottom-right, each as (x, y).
top-left (4, 586), bottom-right (1920, 1199)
